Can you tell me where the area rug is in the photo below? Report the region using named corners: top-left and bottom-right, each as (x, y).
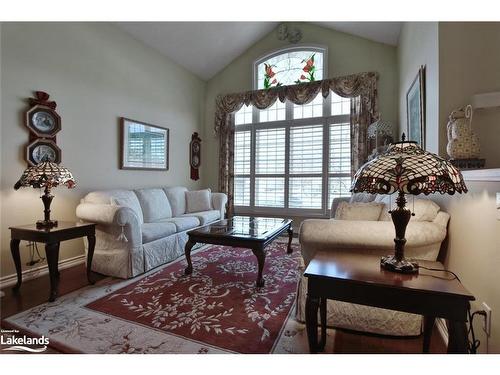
top-left (2, 241), bottom-right (331, 354)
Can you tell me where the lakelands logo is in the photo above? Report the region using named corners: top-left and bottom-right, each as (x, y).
top-left (1, 329), bottom-right (49, 352)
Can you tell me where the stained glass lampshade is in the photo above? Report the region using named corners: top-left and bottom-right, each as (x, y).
top-left (351, 136), bottom-right (467, 273)
top-left (14, 161), bottom-right (76, 228)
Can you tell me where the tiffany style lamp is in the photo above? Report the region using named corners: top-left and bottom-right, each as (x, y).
top-left (350, 135), bottom-right (467, 274)
top-left (14, 160), bottom-right (76, 228)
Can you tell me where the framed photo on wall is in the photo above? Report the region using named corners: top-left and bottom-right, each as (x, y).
top-left (120, 118), bottom-right (169, 170)
top-left (406, 65), bottom-right (426, 148)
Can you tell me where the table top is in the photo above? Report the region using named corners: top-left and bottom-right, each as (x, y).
top-left (9, 221), bottom-right (95, 233)
top-left (304, 251), bottom-right (474, 300)
top-left (188, 216), bottom-right (291, 241)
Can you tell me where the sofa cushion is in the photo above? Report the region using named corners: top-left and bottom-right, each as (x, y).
top-left (182, 210), bottom-right (220, 225)
top-left (377, 196), bottom-right (440, 222)
top-left (186, 189), bottom-right (212, 213)
top-left (164, 186), bottom-right (188, 217)
top-left (141, 222), bottom-right (177, 243)
top-left (161, 216), bottom-right (200, 232)
top-left (350, 192), bottom-right (377, 204)
top-left (335, 201), bottom-right (384, 221)
top-left (103, 191), bottom-right (144, 224)
top-left (135, 188), bottom-right (172, 222)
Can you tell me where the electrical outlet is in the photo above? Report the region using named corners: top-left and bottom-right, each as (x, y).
top-left (482, 302), bottom-right (492, 336)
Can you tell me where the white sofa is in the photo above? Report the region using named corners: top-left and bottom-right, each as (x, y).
top-left (296, 193), bottom-right (450, 336)
top-left (76, 187), bottom-right (227, 279)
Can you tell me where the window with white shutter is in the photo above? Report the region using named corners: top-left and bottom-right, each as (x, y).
top-left (232, 47), bottom-right (354, 216)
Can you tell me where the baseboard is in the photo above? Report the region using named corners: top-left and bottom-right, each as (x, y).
top-left (0, 254), bottom-right (86, 289)
top-left (436, 318), bottom-right (449, 346)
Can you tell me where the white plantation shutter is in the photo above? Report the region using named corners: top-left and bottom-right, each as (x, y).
top-left (290, 125), bottom-right (323, 174)
top-left (255, 177), bottom-right (284, 207)
top-left (232, 91), bottom-right (354, 214)
top-left (288, 124), bottom-right (323, 209)
top-left (329, 122), bottom-right (351, 174)
top-left (328, 122), bottom-right (352, 205)
top-left (256, 128), bottom-right (285, 174)
top-left (234, 131), bottom-right (251, 174)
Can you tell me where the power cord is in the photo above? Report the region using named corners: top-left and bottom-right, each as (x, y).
top-left (417, 264), bottom-right (485, 354)
top-left (26, 241), bottom-right (45, 266)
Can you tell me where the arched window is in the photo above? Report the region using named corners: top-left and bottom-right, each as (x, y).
top-left (253, 46), bottom-right (327, 89)
top-left (233, 45), bottom-right (353, 215)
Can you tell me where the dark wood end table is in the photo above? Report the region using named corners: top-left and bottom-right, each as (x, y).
top-left (9, 221), bottom-right (96, 302)
top-left (184, 216), bottom-right (293, 287)
top-left (304, 251), bottom-right (475, 354)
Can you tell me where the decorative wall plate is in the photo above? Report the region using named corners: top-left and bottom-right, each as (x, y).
top-left (26, 139), bottom-right (61, 166)
top-left (25, 104), bottom-right (61, 138)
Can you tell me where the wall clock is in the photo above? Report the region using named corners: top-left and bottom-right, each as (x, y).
top-left (190, 132), bottom-right (201, 181)
top-left (26, 139), bottom-right (61, 166)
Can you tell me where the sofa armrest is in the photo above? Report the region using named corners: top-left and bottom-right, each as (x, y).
top-left (211, 192), bottom-right (228, 219)
top-left (433, 211), bottom-right (450, 227)
top-left (76, 203), bottom-right (142, 247)
top-left (330, 197), bottom-right (350, 218)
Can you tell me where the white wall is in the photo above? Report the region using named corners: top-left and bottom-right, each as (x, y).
top-left (0, 23), bottom-right (206, 277)
top-left (399, 21), bottom-right (500, 353)
top-left (397, 22), bottom-right (439, 153)
top-left (439, 22), bottom-right (500, 167)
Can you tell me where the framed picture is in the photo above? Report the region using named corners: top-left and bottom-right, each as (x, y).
top-left (120, 118), bottom-right (169, 170)
top-left (406, 65), bottom-right (426, 148)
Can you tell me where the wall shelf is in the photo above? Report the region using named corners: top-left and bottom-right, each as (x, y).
top-left (461, 168), bottom-right (500, 182)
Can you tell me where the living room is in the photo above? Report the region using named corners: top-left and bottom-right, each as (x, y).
top-left (1, 1), bottom-right (500, 372)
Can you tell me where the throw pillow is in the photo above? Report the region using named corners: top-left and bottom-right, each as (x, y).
top-left (335, 201), bottom-right (385, 221)
top-left (377, 197), bottom-right (441, 222)
top-left (186, 189), bottom-right (212, 213)
top-left (111, 196), bottom-right (144, 224)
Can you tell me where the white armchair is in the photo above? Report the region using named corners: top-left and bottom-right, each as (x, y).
top-left (296, 193), bottom-right (450, 336)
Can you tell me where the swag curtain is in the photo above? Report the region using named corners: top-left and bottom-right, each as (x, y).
top-left (215, 71), bottom-right (379, 216)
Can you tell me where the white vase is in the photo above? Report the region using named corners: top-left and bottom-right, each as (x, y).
top-left (446, 104), bottom-right (481, 159)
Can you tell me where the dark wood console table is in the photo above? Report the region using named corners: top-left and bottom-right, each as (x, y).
top-left (304, 251), bottom-right (475, 354)
top-left (9, 222), bottom-right (96, 302)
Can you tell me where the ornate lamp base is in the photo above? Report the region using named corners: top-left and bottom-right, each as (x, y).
top-left (36, 219), bottom-right (58, 229)
top-left (380, 255), bottom-right (418, 274)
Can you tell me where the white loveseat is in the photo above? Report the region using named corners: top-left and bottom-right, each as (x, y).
top-left (76, 187), bottom-right (227, 279)
top-left (296, 193), bottom-right (450, 336)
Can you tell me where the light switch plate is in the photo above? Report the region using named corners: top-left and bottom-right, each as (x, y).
top-left (497, 193), bottom-right (500, 220)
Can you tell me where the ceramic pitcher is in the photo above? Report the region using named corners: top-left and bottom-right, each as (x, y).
top-left (446, 104), bottom-right (481, 159)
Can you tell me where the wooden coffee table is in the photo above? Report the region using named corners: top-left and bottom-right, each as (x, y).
top-left (184, 216), bottom-right (293, 287)
top-left (304, 251), bottom-right (475, 354)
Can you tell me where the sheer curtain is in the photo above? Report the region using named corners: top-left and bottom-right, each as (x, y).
top-left (215, 72), bottom-right (379, 216)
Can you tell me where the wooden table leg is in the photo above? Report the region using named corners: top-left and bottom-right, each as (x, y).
top-left (447, 320), bottom-right (469, 353)
top-left (423, 316), bottom-right (435, 353)
top-left (45, 242), bottom-right (60, 302)
top-left (184, 239), bottom-right (196, 275)
top-left (251, 248), bottom-right (266, 288)
top-left (286, 225), bottom-right (293, 254)
top-left (87, 234), bottom-right (96, 284)
top-left (10, 239), bottom-right (22, 292)
top-left (319, 297), bottom-right (327, 351)
top-left (306, 294), bottom-right (320, 353)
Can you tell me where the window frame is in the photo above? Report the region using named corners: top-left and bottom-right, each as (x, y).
top-left (233, 93), bottom-right (352, 218)
top-left (252, 45), bottom-right (328, 90)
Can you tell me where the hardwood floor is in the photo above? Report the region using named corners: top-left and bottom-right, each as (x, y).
top-left (0, 263), bottom-right (446, 354)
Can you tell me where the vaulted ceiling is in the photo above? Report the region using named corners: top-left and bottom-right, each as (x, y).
top-left (115, 22), bottom-right (402, 81)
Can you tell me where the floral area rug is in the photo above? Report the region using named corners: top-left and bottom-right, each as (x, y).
top-left (3, 241), bottom-right (333, 354)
